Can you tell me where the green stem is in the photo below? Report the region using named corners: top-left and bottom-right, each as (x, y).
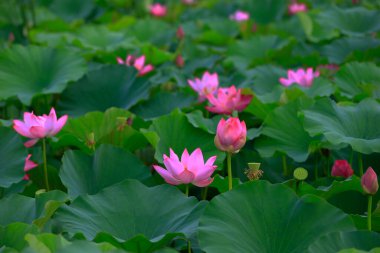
top-left (349, 149), bottom-right (354, 166)
top-left (185, 184), bottom-right (189, 197)
top-left (368, 195), bottom-right (372, 231)
top-left (188, 240), bottom-right (191, 253)
top-left (42, 138), bottom-right (50, 191)
top-left (201, 187), bottom-right (208, 200)
top-left (282, 155), bottom-right (288, 176)
top-left (359, 153), bottom-right (363, 176)
top-left (227, 152), bottom-right (232, 190)
top-left (326, 156), bottom-right (330, 178)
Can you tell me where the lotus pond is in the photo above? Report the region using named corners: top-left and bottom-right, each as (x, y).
top-left (0, 0), bottom-right (380, 252)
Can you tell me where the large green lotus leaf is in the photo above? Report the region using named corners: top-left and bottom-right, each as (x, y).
top-left (308, 231), bottom-right (380, 253)
top-left (283, 77), bottom-right (334, 100)
top-left (297, 11), bottom-right (339, 42)
top-left (60, 144), bottom-right (152, 198)
top-left (38, 0), bottom-right (96, 22)
top-left (0, 127), bottom-right (26, 187)
top-left (303, 98), bottom-right (380, 154)
top-left (334, 62), bottom-right (380, 99)
top-left (246, 65), bottom-right (286, 103)
top-left (54, 180), bottom-right (206, 251)
top-left (146, 109), bottom-right (225, 167)
top-left (255, 100), bottom-right (319, 162)
top-left (338, 249), bottom-right (380, 253)
top-left (0, 223), bottom-right (39, 251)
top-left (127, 19), bottom-right (173, 46)
top-left (0, 191), bottom-right (67, 226)
top-left (246, 0), bottom-right (287, 24)
top-left (57, 65), bottom-right (152, 117)
top-left (320, 7), bottom-right (380, 36)
top-left (131, 91), bottom-right (196, 120)
top-left (69, 26), bottom-right (135, 52)
top-left (225, 36), bottom-right (291, 71)
top-left (198, 180), bottom-right (355, 253)
top-left (0, 45), bottom-right (86, 105)
top-left (185, 111), bottom-right (222, 134)
top-left (321, 37), bottom-right (380, 64)
top-left (55, 107), bottom-right (147, 153)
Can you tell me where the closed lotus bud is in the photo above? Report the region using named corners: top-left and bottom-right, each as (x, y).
top-left (215, 117), bottom-right (246, 153)
top-left (361, 167), bottom-right (378, 195)
top-left (175, 55), bottom-right (185, 68)
top-left (331, 160), bottom-right (354, 178)
top-left (176, 26), bottom-right (185, 40)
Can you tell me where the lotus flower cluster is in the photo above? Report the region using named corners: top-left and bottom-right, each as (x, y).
top-left (149, 3), bottom-right (167, 17)
top-left (215, 117), bottom-right (247, 153)
top-left (188, 72), bottom-right (219, 101)
top-left (153, 148), bottom-right (217, 187)
top-left (23, 154), bottom-right (38, 180)
top-left (13, 108), bottom-right (68, 147)
top-left (288, 2), bottom-right (307, 14)
top-left (117, 55), bottom-right (154, 76)
top-left (230, 10), bottom-right (250, 22)
top-left (361, 167), bottom-right (378, 195)
top-left (206, 86), bottom-right (253, 115)
top-left (279, 68), bottom-right (319, 87)
top-left (331, 160), bottom-right (354, 178)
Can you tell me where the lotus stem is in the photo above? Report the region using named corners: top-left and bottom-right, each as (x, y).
top-left (314, 155), bottom-right (318, 180)
top-left (185, 184), bottom-right (189, 197)
top-left (201, 187), bottom-right (208, 200)
top-left (188, 240), bottom-right (192, 253)
top-left (368, 195), bottom-right (372, 231)
top-left (326, 156), bottom-right (330, 177)
top-left (42, 138), bottom-right (50, 191)
top-left (227, 152), bottom-right (232, 190)
top-left (359, 153), bottom-right (363, 176)
top-left (282, 155), bottom-right (288, 176)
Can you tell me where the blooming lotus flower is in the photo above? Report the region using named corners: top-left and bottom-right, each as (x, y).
top-left (13, 108), bottom-right (68, 148)
top-left (149, 3), bottom-right (167, 17)
top-left (331, 160), bottom-right (354, 178)
top-left (153, 148), bottom-right (217, 187)
top-left (117, 55), bottom-right (154, 76)
top-left (279, 68), bottom-right (319, 87)
top-left (206, 86), bottom-right (253, 115)
top-left (23, 154), bottom-right (38, 180)
top-left (361, 167), bottom-right (378, 195)
top-left (288, 2), bottom-right (307, 15)
top-left (215, 117), bottom-right (247, 153)
top-left (188, 72), bottom-right (219, 101)
top-left (230, 10), bottom-right (250, 22)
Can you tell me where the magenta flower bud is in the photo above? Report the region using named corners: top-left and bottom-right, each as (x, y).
top-left (215, 117), bottom-right (247, 153)
top-left (175, 55), bottom-right (185, 68)
top-left (176, 26), bottom-right (185, 40)
top-left (149, 3), bottom-right (167, 17)
top-left (13, 108), bottom-right (68, 147)
top-left (361, 167), bottom-right (379, 195)
top-left (331, 160), bottom-right (354, 178)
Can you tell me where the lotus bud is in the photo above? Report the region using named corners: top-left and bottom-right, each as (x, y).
top-left (215, 117), bottom-right (246, 153)
top-left (331, 160), bottom-right (354, 178)
top-left (361, 167), bottom-right (379, 195)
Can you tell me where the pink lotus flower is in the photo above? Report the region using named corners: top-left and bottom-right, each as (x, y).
top-left (188, 72), bottom-right (219, 101)
top-left (361, 167), bottom-right (378, 195)
top-left (331, 160), bottom-right (354, 178)
top-left (215, 117), bottom-right (246, 153)
top-left (149, 3), bottom-right (167, 17)
top-left (279, 68), bottom-right (319, 87)
top-left (230, 10), bottom-right (250, 22)
top-left (153, 148), bottom-right (217, 187)
top-left (13, 108), bottom-right (68, 148)
top-left (23, 154), bottom-right (38, 180)
top-left (117, 55), bottom-right (154, 76)
top-left (176, 26), bottom-right (185, 40)
top-left (206, 86), bottom-right (253, 115)
top-left (175, 55), bottom-right (185, 68)
top-left (288, 2), bottom-right (307, 15)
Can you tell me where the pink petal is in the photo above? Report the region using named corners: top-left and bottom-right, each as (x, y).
top-left (163, 156), bottom-right (185, 179)
top-left (50, 114), bottom-right (68, 136)
top-left (169, 148), bottom-right (179, 161)
top-left (29, 126), bottom-right (47, 138)
top-left (279, 77), bottom-right (292, 86)
top-left (187, 148), bottom-right (204, 174)
top-left (181, 149), bottom-right (190, 168)
top-left (178, 169), bottom-right (195, 184)
top-left (116, 57), bottom-right (124, 64)
top-left (139, 65), bottom-right (154, 76)
top-left (44, 108), bottom-right (57, 135)
top-left (193, 177), bottom-right (214, 187)
top-left (205, 156), bottom-right (217, 167)
top-left (153, 165), bottom-right (181, 185)
top-left (134, 56), bottom-right (145, 71)
top-left (24, 139), bottom-right (39, 148)
top-left (13, 120), bottom-right (34, 138)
